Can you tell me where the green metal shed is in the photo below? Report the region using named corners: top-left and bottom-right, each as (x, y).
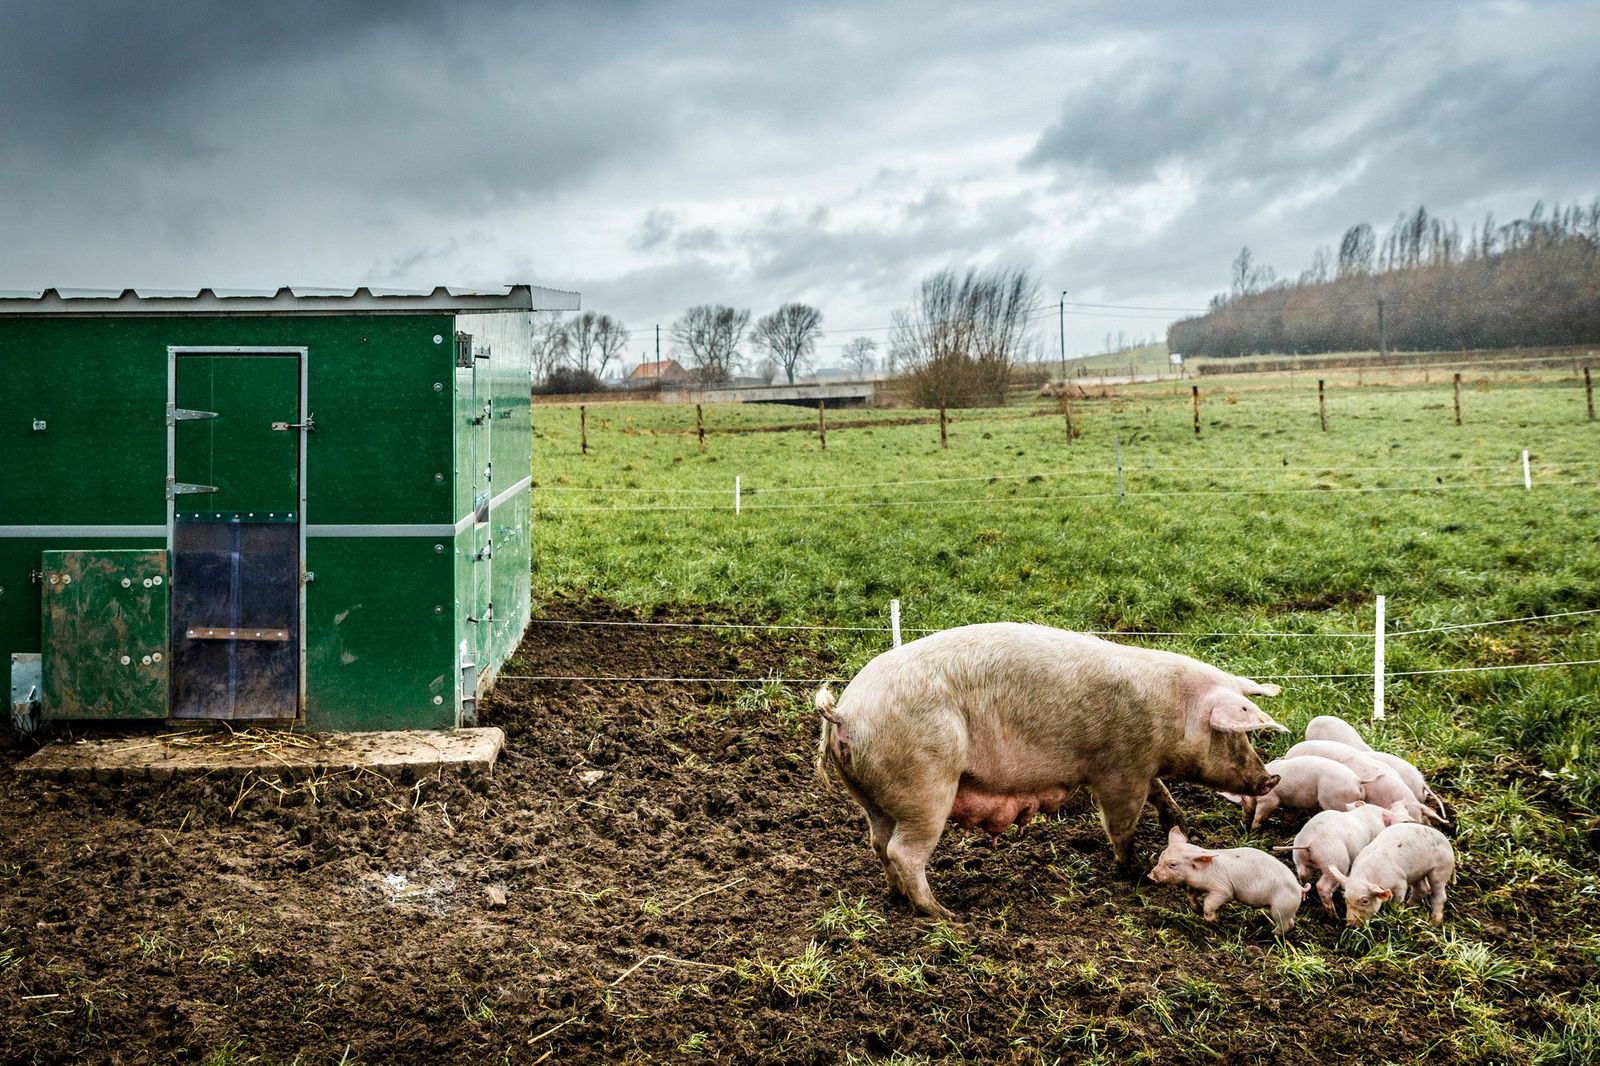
top-left (1, 284), bottom-right (579, 732)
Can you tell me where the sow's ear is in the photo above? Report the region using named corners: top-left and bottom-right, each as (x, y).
top-left (1206, 691), bottom-right (1289, 733)
top-left (1236, 677), bottom-right (1282, 698)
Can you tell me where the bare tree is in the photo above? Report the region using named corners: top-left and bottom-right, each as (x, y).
top-left (595, 316), bottom-right (629, 378)
top-left (1337, 223), bottom-right (1376, 277)
top-left (750, 302), bottom-right (823, 384)
top-left (530, 313), bottom-right (569, 384)
top-left (565, 311), bottom-right (629, 377)
top-left (841, 336), bottom-right (877, 378)
top-left (891, 266), bottom-right (1038, 407)
top-left (671, 305), bottom-right (750, 383)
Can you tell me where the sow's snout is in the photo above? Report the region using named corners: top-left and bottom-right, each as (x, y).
top-left (1252, 773), bottom-right (1281, 797)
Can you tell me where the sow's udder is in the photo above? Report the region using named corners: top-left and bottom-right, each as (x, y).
top-left (949, 782), bottom-right (1073, 835)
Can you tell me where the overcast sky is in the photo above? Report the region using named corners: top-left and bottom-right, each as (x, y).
top-left (2, 0), bottom-right (1595, 363)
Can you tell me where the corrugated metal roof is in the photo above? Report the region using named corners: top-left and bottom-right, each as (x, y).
top-left (0, 284), bottom-right (581, 316)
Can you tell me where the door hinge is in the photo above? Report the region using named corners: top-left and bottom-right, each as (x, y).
top-left (167, 404), bottom-right (218, 426)
top-left (167, 477), bottom-right (218, 499)
top-left (271, 413), bottom-right (316, 432)
top-left (456, 332), bottom-right (473, 369)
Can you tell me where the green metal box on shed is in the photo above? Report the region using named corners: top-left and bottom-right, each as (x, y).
top-left (1, 285), bottom-right (579, 731)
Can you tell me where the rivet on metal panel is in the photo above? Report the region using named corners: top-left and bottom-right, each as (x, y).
top-left (49, 575), bottom-right (59, 585)
top-left (141, 656), bottom-right (152, 666)
top-left (434, 473), bottom-right (444, 483)
top-left (434, 382), bottom-right (444, 392)
top-left (120, 655), bottom-right (131, 665)
top-left (433, 334), bottom-right (443, 344)
top-left (434, 606), bottom-right (444, 615)
top-left (152, 576), bottom-right (162, 586)
top-left (434, 544), bottom-right (444, 553)
top-left (121, 578), bottom-right (131, 588)
top-left (62, 575), bottom-right (71, 585)
top-left (152, 653), bottom-right (163, 662)
top-left (433, 696), bottom-right (444, 705)
top-left (142, 578), bottom-right (152, 588)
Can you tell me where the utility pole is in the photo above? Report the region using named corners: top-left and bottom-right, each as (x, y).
top-left (1376, 297), bottom-right (1388, 357)
top-left (655, 324), bottom-right (660, 363)
top-left (1058, 290), bottom-right (1067, 381)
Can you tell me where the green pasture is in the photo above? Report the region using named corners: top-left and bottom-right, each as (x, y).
top-left (530, 375), bottom-right (1598, 806)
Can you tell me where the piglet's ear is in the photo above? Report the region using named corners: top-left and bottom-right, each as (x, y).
top-left (1237, 678), bottom-right (1282, 698)
top-left (1375, 888), bottom-right (1392, 901)
top-left (1167, 826), bottom-right (1187, 845)
top-left (1192, 854), bottom-right (1215, 866)
top-left (1206, 693), bottom-right (1289, 733)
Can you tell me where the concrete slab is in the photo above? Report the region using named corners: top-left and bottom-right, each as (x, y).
top-left (17, 726), bottom-right (504, 781)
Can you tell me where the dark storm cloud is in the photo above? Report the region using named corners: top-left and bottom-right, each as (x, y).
top-left (0, 0), bottom-right (1595, 346)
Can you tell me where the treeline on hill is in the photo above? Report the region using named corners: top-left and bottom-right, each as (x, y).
top-left (1168, 200), bottom-right (1600, 358)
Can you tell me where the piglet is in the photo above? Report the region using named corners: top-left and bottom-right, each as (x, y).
top-left (1331, 823), bottom-right (1456, 925)
top-left (1148, 827), bottom-right (1308, 934)
top-left (1274, 802), bottom-right (1408, 914)
top-left (1304, 715), bottom-right (1372, 751)
top-left (1235, 756), bottom-right (1373, 830)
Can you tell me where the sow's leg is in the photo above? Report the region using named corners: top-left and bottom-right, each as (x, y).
top-left (863, 803), bottom-right (900, 896)
top-left (1092, 775), bottom-right (1153, 880)
top-left (885, 810), bottom-right (955, 920)
top-left (1148, 779), bottom-right (1187, 834)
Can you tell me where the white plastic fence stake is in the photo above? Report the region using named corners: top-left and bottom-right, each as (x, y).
top-left (735, 475), bottom-right (741, 515)
top-left (1522, 449), bottom-right (1531, 491)
top-left (1373, 594), bottom-right (1386, 721)
top-left (890, 599), bottom-right (902, 648)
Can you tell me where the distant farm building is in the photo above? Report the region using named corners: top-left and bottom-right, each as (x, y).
top-left (627, 359), bottom-right (693, 384)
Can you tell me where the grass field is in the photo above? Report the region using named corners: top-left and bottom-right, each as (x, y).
top-left (519, 369), bottom-right (1600, 1059)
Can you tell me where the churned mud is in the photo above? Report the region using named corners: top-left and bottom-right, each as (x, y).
top-left (1, 597), bottom-right (1594, 1063)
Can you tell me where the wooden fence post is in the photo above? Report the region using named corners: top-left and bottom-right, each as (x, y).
top-left (1453, 373), bottom-right (1462, 426)
top-left (818, 401), bottom-right (827, 451)
top-left (1318, 379), bottom-right (1328, 432)
top-left (580, 404), bottom-right (588, 454)
top-left (1062, 396), bottom-right (1074, 446)
top-left (1586, 366), bottom-right (1595, 422)
top-left (696, 403), bottom-right (706, 453)
top-left (1191, 385), bottom-right (1201, 438)
top-left (939, 403), bottom-right (948, 449)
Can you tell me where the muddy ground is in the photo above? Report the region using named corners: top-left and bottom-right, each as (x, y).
top-left (1, 599), bottom-right (1595, 1064)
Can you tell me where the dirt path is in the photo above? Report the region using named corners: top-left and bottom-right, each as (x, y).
top-left (0, 599), bottom-right (1591, 1063)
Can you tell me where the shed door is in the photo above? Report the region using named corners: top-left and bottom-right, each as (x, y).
top-left (170, 353), bottom-right (302, 720)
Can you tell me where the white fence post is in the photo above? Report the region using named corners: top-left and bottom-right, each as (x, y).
top-left (890, 598), bottom-right (902, 648)
top-left (1373, 594), bottom-right (1386, 721)
top-left (1522, 449), bottom-right (1532, 491)
top-left (735, 475), bottom-right (741, 515)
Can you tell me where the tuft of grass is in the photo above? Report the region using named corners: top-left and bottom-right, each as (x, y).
top-left (1274, 943), bottom-right (1335, 998)
top-left (1439, 934), bottom-right (1528, 993)
top-left (738, 941), bottom-right (834, 1000)
top-left (815, 893), bottom-right (886, 943)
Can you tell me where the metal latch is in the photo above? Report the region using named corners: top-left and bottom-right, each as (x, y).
top-left (271, 413), bottom-right (316, 432)
top-left (456, 332), bottom-right (473, 368)
top-left (167, 404), bottom-right (218, 426)
top-left (167, 477), bottom-right (218, 499)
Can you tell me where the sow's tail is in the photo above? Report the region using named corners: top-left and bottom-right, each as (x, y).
top-left (814, 686), bottom-right (848, 790)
